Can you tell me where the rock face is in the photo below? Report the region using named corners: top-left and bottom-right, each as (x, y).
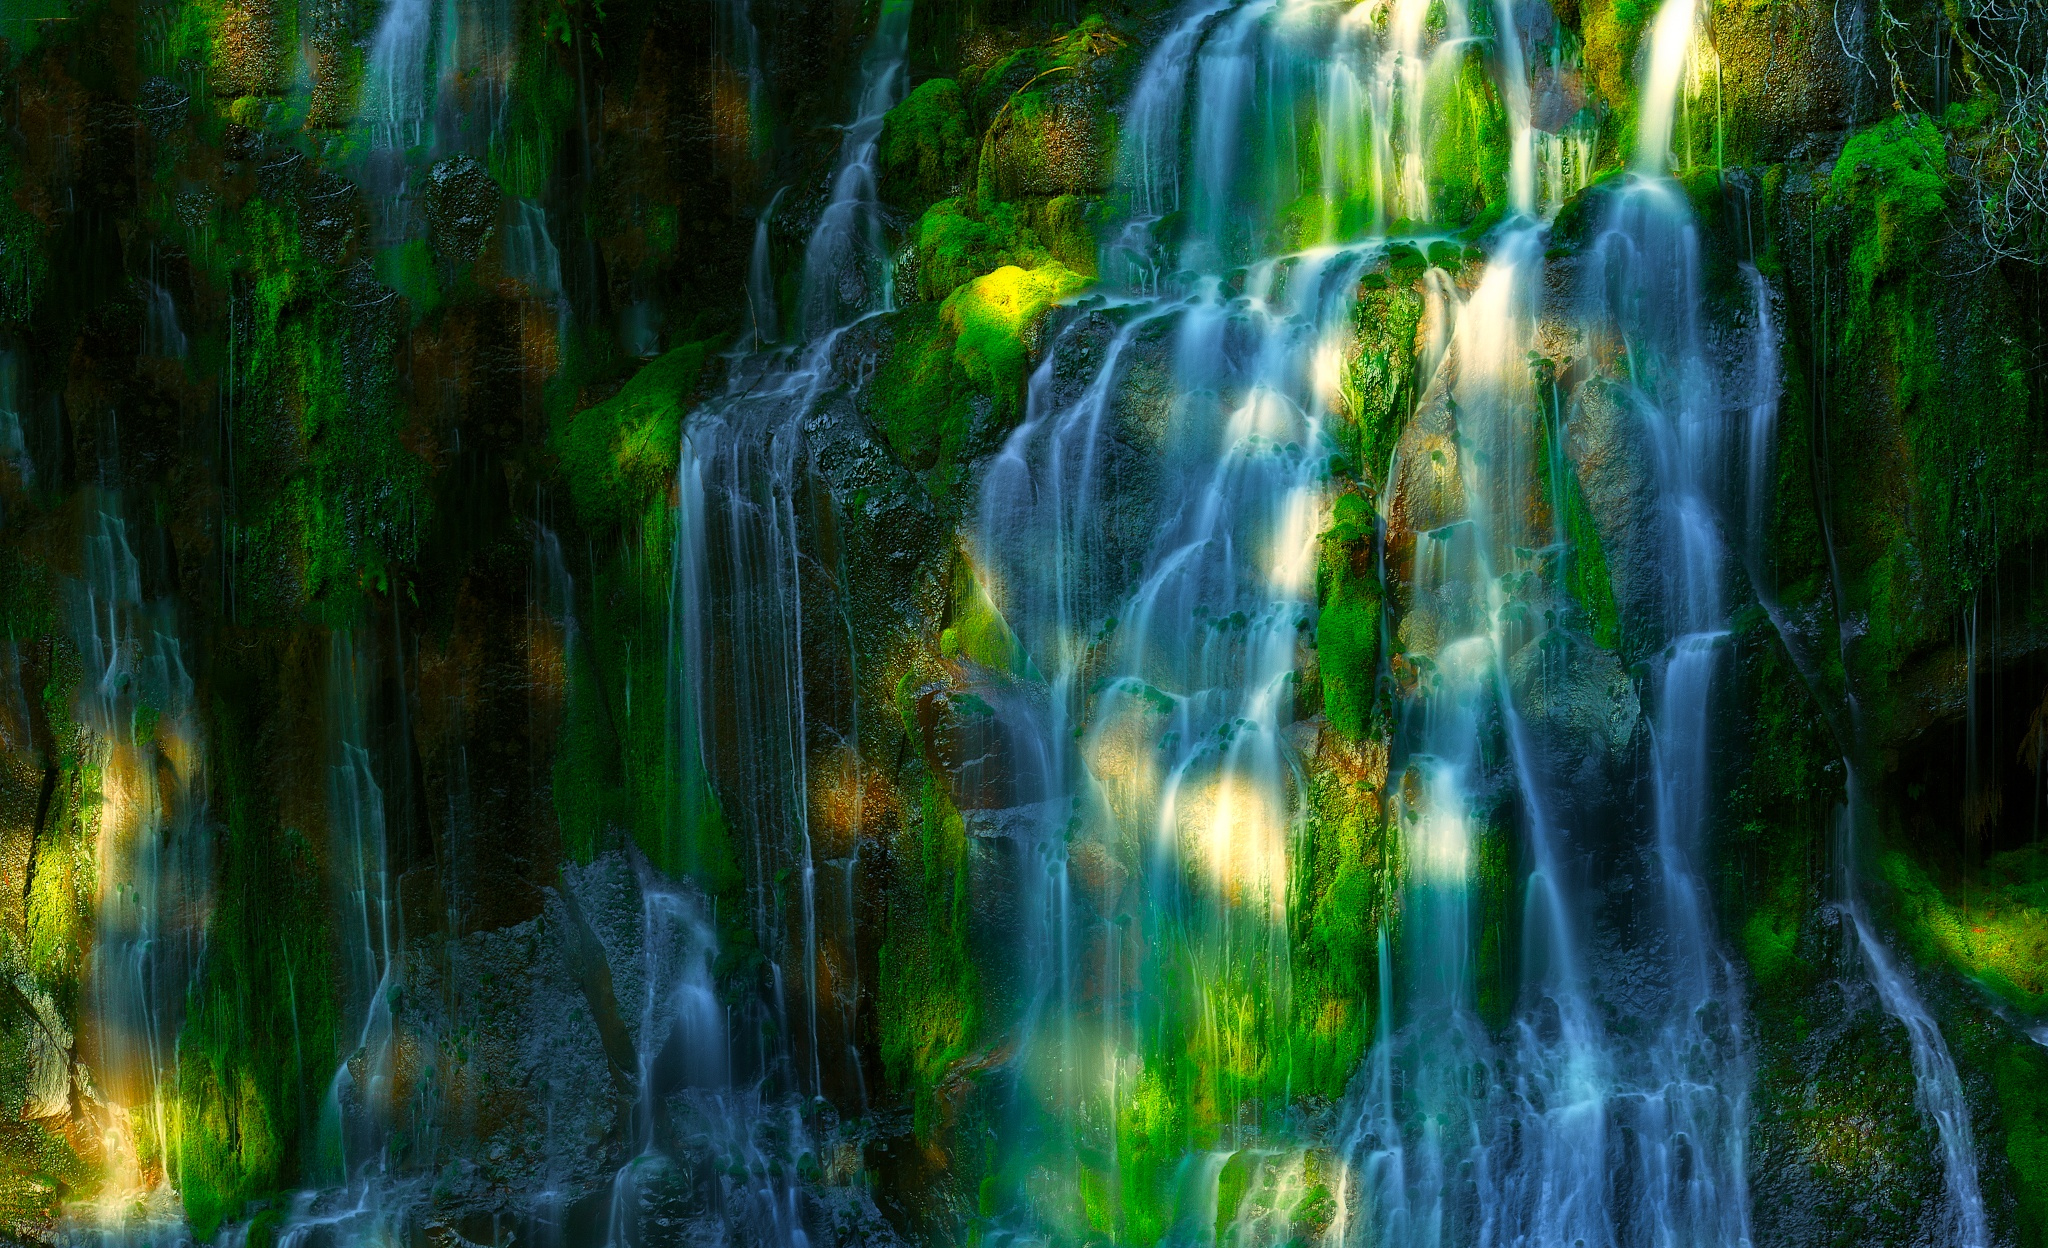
top-left (0, 0), bottom-right (2045, 1244)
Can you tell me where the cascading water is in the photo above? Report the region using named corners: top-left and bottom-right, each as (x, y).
top-left (66, 500), bottom-right (209, 1244)
top-left (276, 636), bottom-right (412, 1247)
top-left (796, 0), bottom-right (912, 337)
top-left (363, 0), bottom-right (437, 154)
top-left (958, 0), bottom-right (1758, 1241)
top-left (1839, 790), bottom-right (1990, 1248)
top-left (607, 5), bottom-right (915, 1244)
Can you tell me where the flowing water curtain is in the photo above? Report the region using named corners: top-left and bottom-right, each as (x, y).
top-left (69, 500), bottom-right (211, 1236)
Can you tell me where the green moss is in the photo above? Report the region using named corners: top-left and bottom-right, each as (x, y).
top-left (170, 676), bottom-right (341, 1239)
top-left (876, 776), bottom-right (981, 1139)
top-left (1828, 117), bottom-right (1948, 293)
top-left (945, 261), bottom-right (1086, 403)
top-left (551, 341), bottom-right (717, 529)
top-left (1343, 279), bottom-right (1426, 492)
top-left (881, 78), bottom-right (974, 212)
top-left (1995, 1041), bottom-right (2048, 1241)
top-left (1883, 845), bottom-right (2048, 1014)
top-left (912, 197), bottom-right (1054, 304)
top-left (1425, 49), bottom-right (1513, 227)
top-left (1316, 493), bottom-right (1381, 742)
top-left (946, 550), bottom-right (1029, 675)
top-left (1579, 0), bottom-right (1651, 154)
top-left (870, 253), bottom-right (1085, 491)
top-left (373, 238), bottom-right (443, 324)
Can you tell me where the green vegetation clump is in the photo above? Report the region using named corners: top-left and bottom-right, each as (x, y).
top-left (1316, 492), bottom-right (1381, 742)
top-left (1425, 49), bottom-right (1512, 227)
top-left (1883, 845), bottom-right (2048, 1014)
top-left (1828, 117), bottom-right (1948, 293)
top-left (881, 79), bottom-right (974, 212)
top-left (550, 341), bottom-right (718, 529)
top-left (912, 197), bottom-right (1055, 303)
top-left (1994, 1041), bottom-right (2048, 1241)
top-left (870, 251), bottom-right (1085, 491)
top-left (876, 777), bottom-right (981, 1139)
top-left (1342, 277), bottom-right (1426, 492)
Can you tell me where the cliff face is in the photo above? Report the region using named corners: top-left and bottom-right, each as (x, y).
top-left (0, 0), bottom-right (2045, 1244)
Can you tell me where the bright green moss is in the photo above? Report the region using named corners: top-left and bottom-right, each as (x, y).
top-left (880, 78), bottom-right (974, 212)
top-left (1425, 49), bottom-right (1512, 227)
top-left (551, 341), bottom-right (717, 529)
top-left (944, 551), bottom-right (1030, 675)
top-left (1316, 493), bottom-right (1381, 742)
top-left (945, 261), bottom-right (1087, 403)
top-left (1883, 845), bottom-right (2048, 1014)
top-left (1343, 280), bottom-right (1426, 492)
top-left (1579, 0), bottom-right (1652, 155)
top-left (1828, 116), bottom-right (1948, 293)
top-left (1114, 1063), bottom-right (1191, 1245)
top-left (912, 197), bottom-right (1055, 303)
top-left (870, 255), bottom-right (1085, 490)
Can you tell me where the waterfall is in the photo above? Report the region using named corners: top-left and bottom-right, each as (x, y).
top-left (0, 345), bottom-right (29, 485)
top-left (67, 501), bottom-right (210, 1242)
top-left (746, 188), bottom-right (788, 349)
top-left (796, 0), bottom-right (912, 337)
top-left (1635, 0), bottom-right (1697, 174)
top-left (316, 638), bottom-right (403, 1194)
top-left (363, 0), bottom-right (436, 153)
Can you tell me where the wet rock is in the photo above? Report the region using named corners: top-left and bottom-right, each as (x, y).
top-left (426, 156), bottom-right (502, 263)
top-left (1507, 629), bottom-right (1640, 786)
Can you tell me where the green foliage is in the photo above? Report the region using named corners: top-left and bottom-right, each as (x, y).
top-left (881, 78), bottom-right (974, 212)
top-left (1828, 117), bottom-right (1948, 292)
top-left (171, 677), bottom-right (340, 1239)
top-left (876, 776), bottom-right (980, 1139)
top-left (551, 341), bottom-right (717, 529)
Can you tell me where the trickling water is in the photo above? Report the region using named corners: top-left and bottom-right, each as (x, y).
top-left (796, 0), bottom-right (912, 337)
top-left (140, 281), bottom-right (187, 361)
top-left (318, 637), bottom-right (401, 1181)
top-left (747, 188), bottom-right (788, 349)
top-left (1740, 263), bottom-right (1778, 562)
top-left (66, 501), bottom-right (209, 1243)
top-left (1837, 781), bottom-right (1990, 1248)
top-left (364, 0), bottom-right (436, 153)
top-left (504, 199), bottom-right (566, 308)
top-left (0, 345), bottom-right (29, 485)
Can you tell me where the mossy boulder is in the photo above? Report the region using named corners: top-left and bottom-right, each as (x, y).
top-left (550, 340), bottom-right (717, 528)
top-left (881, 78), bottom-right (975, 213)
